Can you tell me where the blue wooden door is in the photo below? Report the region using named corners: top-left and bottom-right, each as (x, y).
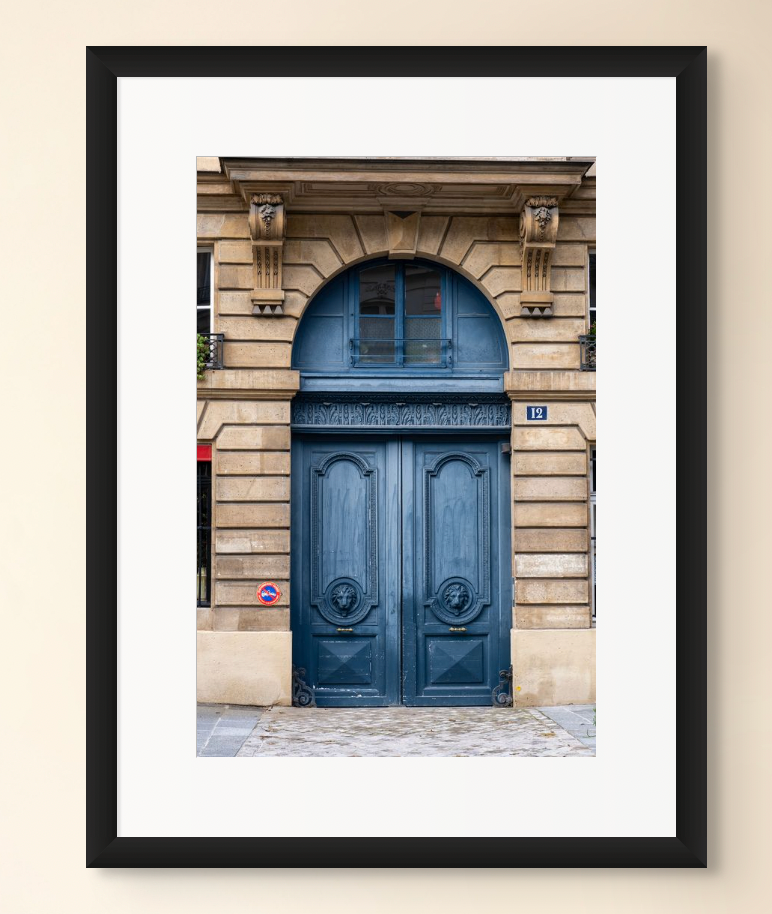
top-left (291, 435), bottom-right (510, 706)
top-left (291, 437), bottom-right (401, 706)
top-left (402, 438), bottom-right (510, 706)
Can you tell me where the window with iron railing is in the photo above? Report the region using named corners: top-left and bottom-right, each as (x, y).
top-left (291, 257), bottom-right (508, 377)
top-left (197, 455), bottom-right (212, 607)
top-left (197, 248), bottom-right (213, 334)
top-left (579, 250), bottom-right (596, 370)
top-left (197, 248), bottom-right (225, 374)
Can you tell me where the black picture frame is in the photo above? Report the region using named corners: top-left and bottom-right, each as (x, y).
top-left (88, 46), bottom-right (706, 868)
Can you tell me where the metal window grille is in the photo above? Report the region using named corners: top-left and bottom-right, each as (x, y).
top-left (350, 338), bottom-right (452, 367)
top-left (583, 250), bottom-right (597, 372)
top-left (199, 332), bottom-right (225, 370)
top-left (579, 334), bottom-right (596, 371)
top-left (197, 461), bottom-right (212, 607)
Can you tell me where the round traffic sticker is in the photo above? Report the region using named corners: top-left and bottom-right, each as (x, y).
top-left (257, 582), bottom-right (281, 605)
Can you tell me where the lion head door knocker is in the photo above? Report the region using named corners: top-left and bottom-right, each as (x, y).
top-left (431, 576), bottom-right (481, 626)
top-left (320, 577), bottom-right (370, 626)
top-left (330, 582), bottom-right (357, 616)
top-left (443, 582), bottom-right (471, 616)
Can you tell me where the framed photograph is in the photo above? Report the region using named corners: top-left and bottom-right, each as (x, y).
top-left (91, 46), bottom-right (705, 867)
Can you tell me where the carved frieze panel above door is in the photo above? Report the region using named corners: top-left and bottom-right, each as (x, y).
top-left (292, 394), bottom-right (511, 430)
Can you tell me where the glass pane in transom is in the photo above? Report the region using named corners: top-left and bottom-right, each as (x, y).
top-left (358, 316), bottom-right (395, 363)
top-left (405, 265), bottom-right (441, 315)
top-left (359, 265), bottom-right (396, 315)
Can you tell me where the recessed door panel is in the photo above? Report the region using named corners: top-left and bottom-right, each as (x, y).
top-left (317, 638), bottom-right (374, 685)
top-left (426, 636), bottom-right (486, 685)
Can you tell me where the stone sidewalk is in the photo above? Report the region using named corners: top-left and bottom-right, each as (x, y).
top-left (197, 703), bottom-right (595, 757)
top-left (197, 704), bottom-right (263, 757)
top-left (538, 704), bottom-right (596, 750)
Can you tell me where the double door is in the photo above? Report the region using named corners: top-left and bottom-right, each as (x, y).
top-left (290, 435), bottom-right (511, 706)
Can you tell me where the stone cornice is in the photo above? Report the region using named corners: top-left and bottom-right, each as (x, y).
top-left (216, 157), bottom-right (596, 216)
top-left (222, 156), bottom-right (595, 177)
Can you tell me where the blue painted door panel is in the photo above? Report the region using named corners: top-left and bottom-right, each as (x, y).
top-left (291, 437), bottom-right (400, 706)
top-left (402, 438), bottom-right (511, 706)
top-left (291, 435), bottom-right (510, 706)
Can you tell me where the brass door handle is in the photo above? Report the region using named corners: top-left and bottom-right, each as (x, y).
top-left (449, 627), bottom-right (466, 632)
top-left (337, 627), bottom-right (353, 632)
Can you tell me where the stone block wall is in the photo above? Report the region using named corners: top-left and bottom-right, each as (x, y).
top-left (511, 401), bottom-right (596, 630)
top-left (196, 391), bottom-right (295, 635)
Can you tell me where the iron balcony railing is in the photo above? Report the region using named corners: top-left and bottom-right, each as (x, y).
top-left (579, 334), bottom-right (596, 371)
top-left (349, 338), bottom-right (452, 367)
top-left (200, 332), bottom-right (225, 370)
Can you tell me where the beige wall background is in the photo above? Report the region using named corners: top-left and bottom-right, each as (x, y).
top-left (0, 1), bottom-right (765, 909)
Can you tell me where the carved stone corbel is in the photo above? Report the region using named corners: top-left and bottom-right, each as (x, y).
top-left (249, 194), bottom-right (286, 315)
top-left (519, 196), bottom-right (560, 317)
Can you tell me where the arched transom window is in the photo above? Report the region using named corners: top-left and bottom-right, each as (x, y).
top-left (292, 258), bottom-right (508, 378)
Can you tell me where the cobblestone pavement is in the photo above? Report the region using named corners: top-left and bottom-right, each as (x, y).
top-left (197, 704), bottom-right (263, 757)
top-left (234, 706), bottom-right (595, 757)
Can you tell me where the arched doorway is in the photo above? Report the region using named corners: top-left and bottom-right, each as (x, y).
top-left (290, 259), bottom-right (511, 706)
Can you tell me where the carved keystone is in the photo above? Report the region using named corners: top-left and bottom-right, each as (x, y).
top-left (519, 196), bottom-right (560, 317)
top-left (249, 194), bottom-right (286, 315)
top-left (385, 210), bottom-right (421, 259)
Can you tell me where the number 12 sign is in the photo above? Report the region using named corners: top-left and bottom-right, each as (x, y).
top-left (526, 406), bottom-right (548, 421)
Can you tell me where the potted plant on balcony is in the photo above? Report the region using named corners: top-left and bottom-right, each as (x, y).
top-left (197, 333), bottom-right (209, 380)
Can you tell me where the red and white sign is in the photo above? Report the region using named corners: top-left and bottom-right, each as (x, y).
top-left (256, 582), bottom-right (281, 605)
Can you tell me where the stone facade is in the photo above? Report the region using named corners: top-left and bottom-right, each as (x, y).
top-left (196, 157), bottom-right (596, 708)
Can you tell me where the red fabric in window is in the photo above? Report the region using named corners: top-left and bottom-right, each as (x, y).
top-left (197, 445), bottom-right (212, 462)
